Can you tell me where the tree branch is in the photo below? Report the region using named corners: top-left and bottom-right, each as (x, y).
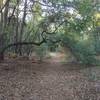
top-left (1, 39), bottom-right (46, 54)
top-left (46, 20), bottom-right (67, 34)
top-left (0, 0), bottom-right (10, 12)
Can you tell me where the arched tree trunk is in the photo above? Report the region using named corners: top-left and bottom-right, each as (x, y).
top-left (0, 39), bottom-right (46, 62)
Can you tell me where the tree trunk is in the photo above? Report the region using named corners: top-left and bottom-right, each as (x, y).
top-left (14, 1), bottom-right (19, 54)
top-left (0, 52), bottom-right (4, 61)
top-left (3, 0), bottom-right (9, 29)
top-left (18, 0), bottom-right (27, 55)
top-left (0, 0), bottom-right (10, 61)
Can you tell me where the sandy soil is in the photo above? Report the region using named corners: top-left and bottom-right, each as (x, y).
top-left (0, 57), bottom-right (100, 100)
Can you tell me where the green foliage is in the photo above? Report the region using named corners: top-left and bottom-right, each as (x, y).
top-left (0, 0), bottom-right (100, 65)
top-left (62, 33), bottom-right (100, 65)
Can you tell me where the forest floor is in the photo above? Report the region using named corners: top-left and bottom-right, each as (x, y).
top-left (0, 53), bottom-right (100, 100)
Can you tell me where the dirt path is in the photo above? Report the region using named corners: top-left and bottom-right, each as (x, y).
top-left (0, 58), bottom-right (100, 100)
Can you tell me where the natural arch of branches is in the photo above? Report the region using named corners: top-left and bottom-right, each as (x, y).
top-left (0, 0), bottom-right (100, 65)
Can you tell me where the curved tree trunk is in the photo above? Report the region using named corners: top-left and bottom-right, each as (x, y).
top-left (0, 39), bottom-right (46, 62)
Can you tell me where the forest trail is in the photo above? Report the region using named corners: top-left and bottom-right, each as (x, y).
top-left (0, 55), bottom-right (100, 100)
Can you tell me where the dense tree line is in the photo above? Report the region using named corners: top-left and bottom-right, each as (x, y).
top-left (0, 0), bottom-right (100, 65)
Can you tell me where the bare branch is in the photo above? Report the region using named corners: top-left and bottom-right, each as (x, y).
top-left (0, 0), bottom-right (10, 12)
